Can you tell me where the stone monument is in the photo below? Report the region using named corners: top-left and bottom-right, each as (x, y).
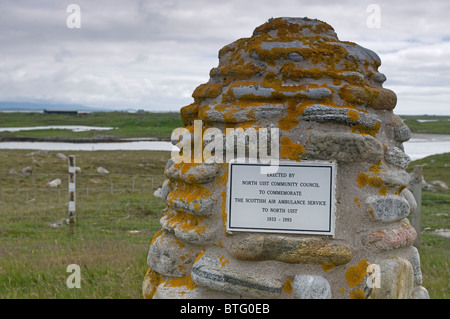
top-left (143, 17), bottom-right (429, 299)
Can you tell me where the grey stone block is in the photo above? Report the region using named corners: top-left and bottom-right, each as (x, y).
top-left (366, 195), bottom-right (410, 222)
top-left (292, 275), bottom-right (332, 299)
top-left (302, 104), bottom-right (381, 128)
top-left (191, 256), bottom-right (283, 298)
top-left (306, 131), bottom-right (384, 163)
top-left (385, 147), bottom-right (411, 169)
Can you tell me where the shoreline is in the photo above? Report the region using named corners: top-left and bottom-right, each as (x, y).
top-left (0, 136), bottom-right (171, 143)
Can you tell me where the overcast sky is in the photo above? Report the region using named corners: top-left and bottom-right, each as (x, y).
top-left (0, 0), bottom-right (449, 114)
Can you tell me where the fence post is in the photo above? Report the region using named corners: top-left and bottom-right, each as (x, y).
top-left (409, 165), bottom-right (424, 248)
top-left (68, 155), bottom-right (76, 235)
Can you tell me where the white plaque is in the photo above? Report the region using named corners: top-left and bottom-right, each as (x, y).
top-left (226, 160), bottom-right (336, 236)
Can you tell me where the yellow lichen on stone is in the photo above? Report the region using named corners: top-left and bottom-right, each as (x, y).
top-left (350, 289), bottom-right (366, 299)
top-left (283, 279), bottom-right (293, 294)
top-left (280, 136), bottom-right (305, 161)
top-left (321, 262), bottom-right (335, 272)
top-left (346, 259), bottom-right (369, 288)
top-left (162, 274), bottom-right (199, 294)
top-left (143, 268), bottom-right (162, 299)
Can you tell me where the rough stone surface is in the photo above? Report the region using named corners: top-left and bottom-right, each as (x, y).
top-left (292, 275), bottom-right (332, 299)
top-left (365, 195), bottom-right (410, 222)
top-left (367, 258), bottom-right (414, 299)
top-left (192, 256), bottom-right (283, 298)
top-left (391, 115), bottom-right (412, 142)
top-left (385, 147), bottom-right (411, 169)
top-left (306, 131), bottom-right (384, 163)
top-left (228, 235), bottom-right (352, 265)
top-left (411, 286), bottom-right (430, 299)
top-left (410, 247), bottom-right (423, 285)
top-left (401, 188), bottom-right (417, 214)
top-left (165, 159), bottom-right (221, 184)
top-left (147, 231), bottom-right (199, 277)
top-left (302, 104), bottom-right (381, 128)
top-left (144, 16), bottom-right (427, 299)
top-left (364, 220), bottom-right (417, 251)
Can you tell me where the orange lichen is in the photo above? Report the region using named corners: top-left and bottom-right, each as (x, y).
top-left (368, 176), bottom-right (384, 188)
top-left (347, 109), bottom-right (360, 121)
top-left (143, 268), bottom-right (162, 299)
top-left (162, 275), bottom-right (199, 293)
top-left (219, 255), bottom-right (230, 267)
top-left (283, 279), bottom-right (293, 294)
top-left (166, 182), bottom-right (211, 209)
top-left (221, 191), bottom-right (228, 236)
top-left (379, 186), bottom-right (388, 196)
top-left (194, 249), bottom-right (206, 263)
top-left (164, 210), bottom-right (206, 236)
top-left (350, 122), bottom-right (380, 138)
top-left (356, 172), bottom-right (369, 187)
top-left (350, 289), bottom-right (366, 299)
top-left (280, 136), bottom-right (305, 161)
top-left (151, 229), bottom-right (164, 245)
top-left (353, 197), bottom-right (361, 208)
top-left (369, 161), bottom-right (381, 174)
top-left (357, 172), bottom-right (387, 193)
top-left (346, 259), bottom-right (369, 288)
top-left (321, 262), bottom-right (335, 272)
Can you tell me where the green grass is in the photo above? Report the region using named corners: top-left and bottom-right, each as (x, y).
top-left (0, 149), bottom-right (171, 298)
top-left (408, 152), bottom-right (450, 299)
top-left (400, 115), bottom-right (450, 135)
top-left (0, 111), bottom-right (183, 140)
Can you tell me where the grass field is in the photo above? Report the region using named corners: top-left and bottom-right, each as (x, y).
top-left (0, 148), bottom-right (448, 298)
top-left (401, 115), bottom-right (450, 135)
top-left (0, 111), bottom-right (183, 140)
top-left (0, 149), bottom-right (170, 298)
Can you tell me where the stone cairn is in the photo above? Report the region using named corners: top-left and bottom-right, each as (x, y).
top-left (143, 17), bottom-right (429, 299)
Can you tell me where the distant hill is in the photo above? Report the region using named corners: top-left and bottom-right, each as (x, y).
top-left (0, 101), bottom-right (112, 112)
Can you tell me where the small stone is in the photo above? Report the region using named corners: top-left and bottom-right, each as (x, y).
top-left (391, 115), bottom-right (412, 142)
top-left (401, 188), bottom-right (417, 214)
top-left (410, 247), bottom-right (423, 285)
top-left (385, 147), bottom-right (411, 169)
top-left (47, 178), bottom-right (62, 188)
top-left (21, 166), bottom-right (33, 175)
top-left (411, 286), bottom-right (430, 299)
top-left (364, 220), bottom-right (417, 251)
top-left (372, 72), bottom-right (386, 84)
top-left (232, 84), bottom-right (274, 100)
top-left (424, 180), bottom-right (448, 192)
top-left (56, 153), bottom-right (68, 160)
top-left (165, 159), bottom-right (221, 184)
top-left (192, 256), bottom-right (283, 298)
top-left (160, 179), bottom-right (171, 202)
top-left (367, 258), bottom-right (414, 299)
top-left (292, 275), bottom-right (332, 299)
top-left (9, 169), bottom-right (17, 174)
top-left (160, 210), bottom-right (216, 245)
top-left (147, 231), bottom-right (199, 277)
top-left (302, 104), bottom-right (381, 128)
top-left (228, 234), bottom-right (352, 265)
top-left (97, 166), bottom-right (109, 175)
top-left (288, 52), bottom-right (303, 62)
top-left (365, 195), bottom-right (410, 222)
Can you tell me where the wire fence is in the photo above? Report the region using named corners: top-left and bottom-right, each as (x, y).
top-left (0, 172), bottom-right (166, 235)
